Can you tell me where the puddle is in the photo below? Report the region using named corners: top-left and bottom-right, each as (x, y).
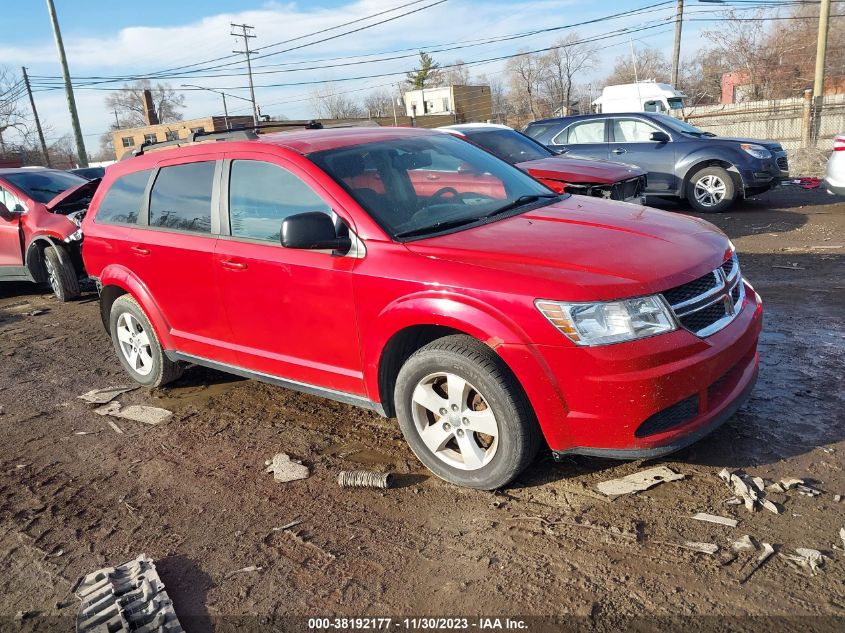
top-left (322, 441), bottom-right (394, 465)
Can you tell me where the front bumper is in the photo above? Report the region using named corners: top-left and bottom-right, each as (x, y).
top-left (532, 282), bottom-right (763, 457)
top-left (740, 151), bottom-right (788, 193)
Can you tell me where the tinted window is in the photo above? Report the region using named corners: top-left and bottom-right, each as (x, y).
top-left (95, 169), bottom-right (152, 225)
top-left (229, 161), bottom-right (330, 242)
top-left (557, 120), bottom-right (605, 144)
top-left (463, 129), bottom-right (553, 163)
top-left (3, 170), bottom-right (87, 203)
top-left (0, 186), bottom-right (26, 213)
top-left (612, 119), bottom-right (661, 143)
top-left (523, 123), bottom-right (558, 140)
top-left (149, 162), bottom-right (215, 233)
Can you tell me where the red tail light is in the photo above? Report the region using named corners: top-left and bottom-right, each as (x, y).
top-left (834, 136), bottom-right (845, 151)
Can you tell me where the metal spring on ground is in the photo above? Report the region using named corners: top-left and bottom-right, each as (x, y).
top-left (337, 471), bottom-right (393, 489)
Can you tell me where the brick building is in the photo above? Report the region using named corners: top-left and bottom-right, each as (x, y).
top-left (111, 115), bottom-right (255, 159)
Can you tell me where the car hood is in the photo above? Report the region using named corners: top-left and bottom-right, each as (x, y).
top-left (515, 156), bottom-right (644, 184)
top-left (404, 196), bottom-right (732, 301)
top-left (45, 178), bottom-right (101, 211)
top-left (701, 136), bottom-right (783, 151)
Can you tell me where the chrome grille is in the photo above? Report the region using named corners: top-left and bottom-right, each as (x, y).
top-left (662, 254), bottom-right (744, 337)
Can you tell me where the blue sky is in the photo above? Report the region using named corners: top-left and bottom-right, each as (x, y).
top-left (1, 0), bottom-right (721, 150)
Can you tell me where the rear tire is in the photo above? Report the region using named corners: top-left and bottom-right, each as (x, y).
top-left (109, 295), bottom-right (184, 388)
top-left (686, 166), bottom-right (736, 213)
top-left (43, 245), bottom-right (80, 302)
top-left (394, 335), bottom-right (541, 490)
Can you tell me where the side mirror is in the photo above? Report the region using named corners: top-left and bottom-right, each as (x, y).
top-left (281, 212), bottom-right (351, 253)
top-left (650, 131), bottom-right (671, 143)
top-left (0, 202), bottom-right (19, 221)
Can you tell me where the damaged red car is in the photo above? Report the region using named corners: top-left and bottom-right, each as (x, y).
top-left (0, 168), bottom-right (98, 301)
top-left (440, 123), bottom-right (646, 202)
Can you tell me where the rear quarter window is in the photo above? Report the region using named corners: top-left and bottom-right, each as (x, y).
top-left (94, 169), bottom-right (153, 225)
top-left (149, 161), bottom-right (215, 233)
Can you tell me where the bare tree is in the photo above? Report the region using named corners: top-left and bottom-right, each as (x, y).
top-left (443, 60), bottom-right (471, 86)
top-left (363, 88), bottom-right (394, 118)
top-left (475, 73), bottom-right (510, 123)
top-left (506, 51), bottom-right (544, 121)
top-left (310, 82), bottom-right (364, 119)
top-left (104, 80), bottom-right (185, 128)
top-left (540, 33), bottom-right (598, 116)
top-left (0, 66), bottom-right (29, 153)
top-left (605, 46), bottom-right (671, 85)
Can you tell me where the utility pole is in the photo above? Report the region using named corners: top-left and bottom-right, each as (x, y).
top-left (45, 0), bottom-right (87, 167)
top-left (21, 67), bottom-right (51, 167)
top-left (671, 0), bottom-right (684, 87)
top-left (812, 0), bottom-right (831, 124)
top-left (231, 23), bottom-right (260, 127)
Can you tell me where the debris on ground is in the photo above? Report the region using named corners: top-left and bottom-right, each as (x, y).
top-left (596, 466), bottom-right (685, 498)
top-left (104, 419), bottom-right (124, 435)
top-left (781, 548), bottom-right (827, 575)
top-left (732, 535), bottom-right (757, 552)
top-left (265, 453), bottom-right (310, 483)
top-left (337, 470), bottom-right (393, 489)
top-left (74, 553), bottom-right (183, 632)
top-left (835, 495), bottom-right (842, 502)
top-left (77, 386), bottom-right (138, 405)
top-left (508, 515), bottom-right (641, 542)
top-left (224, 565), bottom-right (264, 580)
top-left (691, 512), bottom-right (738, 528)
top-left (273, 520), bottom-right (303, 532)
top-left (738, 542), bottom-right (775, 584)
top-left (26, 309), bottom-right (45, 317)
top-left (719, 469), bottom-right (781, 514)
top-left (679, 542), bottom-right (720, 555)
top-left (794, 484), bottom-right (823, 497)
top-left (94, 402), bottom-right (172, 425)
top-left (839, 527), bottom-right (845, 551)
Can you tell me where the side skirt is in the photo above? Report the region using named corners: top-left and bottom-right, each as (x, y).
top-left (165, 350), bottom-right (387, 417)
top-left (0, 266), bottom-right (34, 282)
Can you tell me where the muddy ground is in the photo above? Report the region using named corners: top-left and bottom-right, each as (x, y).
top-left (0, 185), bottom-right (843, 632)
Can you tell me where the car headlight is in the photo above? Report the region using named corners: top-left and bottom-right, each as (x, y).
top-left (740, 143), bottom-right (771, 159)
top-left (67, 210), bottom-right (85, 227)
top-left (535, 295), bottom-right (676, 346)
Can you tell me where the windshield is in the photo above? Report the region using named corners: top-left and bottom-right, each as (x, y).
top-left (667, 97), bottom-right (685, 110)
top-left (309, 134), bottom-right (559, 240)
top-left (653, 114), bottom-right (714, 138)
top-left (461, 129), bottom-right (554, 164)
top-left (4, 170), bottom-right (87, 203)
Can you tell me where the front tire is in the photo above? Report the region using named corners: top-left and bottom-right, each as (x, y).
top-left (394, 335), bottom-right (541, 490)
top-left (43, 245), bottom-right (80, 302)
top-left (109, 295), bottom-right (184, 388)
top-left (686, 166), bottom-right (736, 213)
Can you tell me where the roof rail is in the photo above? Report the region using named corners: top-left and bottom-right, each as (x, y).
top-left (123, 129), bottom-right (259, 160)
top-left (120, 120), bottom-right (325, 160)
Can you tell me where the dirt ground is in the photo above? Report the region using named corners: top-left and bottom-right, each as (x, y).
top-left (1, 185), bottom-right (843, 632)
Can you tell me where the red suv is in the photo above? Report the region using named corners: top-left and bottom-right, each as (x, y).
top-left (0, 168), bottom-right (98, 301)
top-left (82, 127), bottom-right (762, 489)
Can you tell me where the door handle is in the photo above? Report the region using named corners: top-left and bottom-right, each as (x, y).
top-left (129, 245), bottom-right (151, 256)
top-left (612, 148), bottom-right (627, 155)
top-left (426, 174), bottom-right (440, 181)
top-left (220, 259), bottom-right (248, 271)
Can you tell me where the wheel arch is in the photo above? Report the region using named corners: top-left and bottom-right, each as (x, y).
top-left (367, 294), bottom-right (559, 422)
top-left (25, 236), bottom-right (70, 283)
top-left (97, 265), bottom-right (173, 348)
top-left (679, 158), bottom-right (742, 198)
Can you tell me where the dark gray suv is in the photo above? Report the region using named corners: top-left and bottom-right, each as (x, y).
top-left (524, 113), bottom-right (788, 212)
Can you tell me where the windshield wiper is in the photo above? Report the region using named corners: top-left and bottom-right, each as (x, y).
top-left (481, 193), bottom-right (559, 220)
top-left (395, 216), bottom-right (484, 239)
top-left (394, 194), bottom-right (558, 239)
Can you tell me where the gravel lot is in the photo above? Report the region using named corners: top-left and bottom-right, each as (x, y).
top-left (1, 186), bottom-right (843, 631)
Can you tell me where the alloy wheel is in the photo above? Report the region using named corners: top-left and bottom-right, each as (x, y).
top-left (44, 255), bottom-right (60, 297)
top-left (115, 312), bottom-right (154, 376)
top-left (410, 372), bottom-right (499, 470)
top-left (693, 174), bottom-right (727, 208)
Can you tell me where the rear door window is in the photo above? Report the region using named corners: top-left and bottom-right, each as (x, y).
top-left (555, 120), bottom-right (605, 144)
top-left (228, 160), bottom-right (331, 243)
top-left (94, 169), bottom-right (152, 225)
top-left (149, 161), bottom-right (215, 233)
